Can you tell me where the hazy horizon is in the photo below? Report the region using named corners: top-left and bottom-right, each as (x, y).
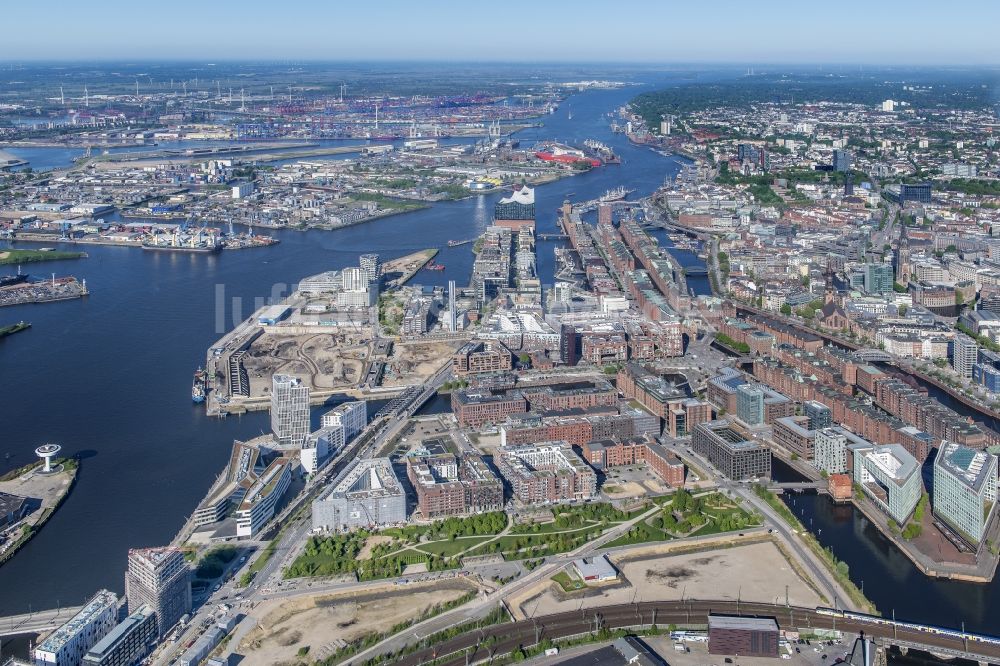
top-left (3, 0), bottom-right (999, 65)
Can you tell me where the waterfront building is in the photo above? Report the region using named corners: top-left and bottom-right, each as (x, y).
top-left (852, 443), bottom-right (921, 524)
top-left (772, 416), bottom-right (815, 460)
top-left (407, 452), bottom-right (503, 519)
top-left (312, 458), bottom-right (405, 531)
top-left (706, 367), bottom-right (749, 414)
top-left (34, 590), bottom-right (119, 666)
top-left (82, 604), bottom-right (157, 666)
top-left (359, 253), bottom-right (381, 283)
top-left (235, 457), bottom-right (291, 537)
top-left (271, 374), bottom-right (310, 447)
top-left (493, 184), bottom-right (535, 231)
top-left (496, 442), bottom-right (597, 503)
top-left (952, 335), bottom-right (978, 378)
top-left (320, 400), bottom-right (367, 441)
top-left (814, 426), bottom-right (871, 475)
top-left (124, 547), bottom-right (192, 639)
top-left (302, 425), bottom-right (344, 474)
top-left (803, 400), bottom-right (832, 430)
top-left (973, 361), bottom-right (1000, 393)
top-left (932, 441), bottom-right (998, 548)
top-left (692, 421), bottom-right (772, 480)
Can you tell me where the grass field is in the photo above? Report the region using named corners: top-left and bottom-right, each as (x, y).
top-left (551, 571), bottom-right (586, 592)
top-left (414, 536), bottom-right (493, 557)
top-left (0, 249), bottom-right (85, 265)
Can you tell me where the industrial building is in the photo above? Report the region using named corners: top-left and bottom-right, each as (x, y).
top-left (82, 604), bottom-right (158, 666)
top-left (406, 452), bottom-right (503, 519)
top-left (271, 374), bottom-right (310, 447)
top-left (933, 441), bottom-right (998, 548)
top-left (707, 615), bottom-right (779, 658)
top-left (34, 590), bottom-right (119, 666)
top-left (124, 547), bottom-right (192, 639)
top-left (320, 401), bottom-right (368, 441)
top-left (692, 421), bottom-right (771, 480)
top-left (852, 443), bottom-right (921, 524)
top-left (497, 442), bottom-right (597, 504)
top-left (573, 554), bottom-right (617, 582)
top-left (312, 457), bottom-right (406, 531)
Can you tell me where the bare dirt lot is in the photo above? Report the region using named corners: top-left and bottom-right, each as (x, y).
top-left (380, 339), bottom-right (464, 387)
top-left (511, 539), bottom-right (823, 619)
top-left (237, 578), bottom-right (478, 666)
top-left (243, 330), bottom-right (371, 396)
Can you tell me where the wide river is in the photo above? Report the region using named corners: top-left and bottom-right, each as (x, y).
top-left (0, 79), bottom-right (695, 613)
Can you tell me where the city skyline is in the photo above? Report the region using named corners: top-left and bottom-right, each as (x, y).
top-left (2, 0), bottom-right (1000, 64)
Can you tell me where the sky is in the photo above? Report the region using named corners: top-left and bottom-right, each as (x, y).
top-left (3, 0), bottom-right (999, 65)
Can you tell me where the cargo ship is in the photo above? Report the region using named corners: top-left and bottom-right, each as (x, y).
top-left (0, 273), bottom-right (30, 288)
top-left (192, 367), bottom-right (207, 403)
top-left (142, 241), bottom-right (222, 254)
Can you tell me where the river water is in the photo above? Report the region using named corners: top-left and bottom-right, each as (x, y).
top-left (0, 79), bottom-right (692, 614)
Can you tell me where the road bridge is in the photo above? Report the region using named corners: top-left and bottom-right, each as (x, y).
top-left (0, 605), bottom-right (85, 638)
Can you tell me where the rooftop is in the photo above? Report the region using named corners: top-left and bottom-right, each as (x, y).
top-left (936, 440), bottom-right (997, 494)
top-left (37, 590), bottom-right (118, 654)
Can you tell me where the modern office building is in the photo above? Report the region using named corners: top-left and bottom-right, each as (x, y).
top-left (814, 426), bottom-right (871, 475)
top-left (952, 336), bottom-right (979, 378)
top-left (864, 262), bottom-right (894, 295)
top-left (447, 279), bottom-right (458, 332)
top-left (312, 457), bottom-right (406, 531)
top-left (320, 401), bottom-right (368, 441)
top-left (452, 339), bottom-right (514, 376)
top-left (933, 441), bottom-right (998, 548)
top-left (803, 400), bottom-right (832, 430)
top-left (692, 421), bottom-right (772, 480)
top-left (497, 442), bottom-right (597, 503)
top-left (735, 384), bottom-right (765, 425)
top-left (832, 149), bottom-right (852, 173)
top-left (124, 547), bottom-right (192, 639)
top-left (82, 604), bottom-right (158, 666)
top-left (852, 443), bottom-right (921, 524)
top-left (235, 457), bottom-right (291, 537)
top-left (302, 425), bottom-right (344, 474)
top-left (34, 590), bottom-right (119, 666)
top-left (900, 183), bottom-right (933, 205)
top-left (359, 253), bottom-right (381, 283)
top-left (271, 374), bottom-right (310, 447)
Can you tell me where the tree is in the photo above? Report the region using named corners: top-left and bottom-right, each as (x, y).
top-left (780, 303), bottom-right (793, 315)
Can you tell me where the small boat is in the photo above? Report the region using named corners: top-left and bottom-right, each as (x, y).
top-left (192, 367), bottom-right (207, 403)
top-left (426, 263), bottom-right (446, 271)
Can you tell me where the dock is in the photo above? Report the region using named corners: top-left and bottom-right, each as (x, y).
top-left (0, 276), bottom-right (88, 308)
top-left (384, 248), bottom-right (438, 289)
top-left (0, 457), bottom-right (79, 568)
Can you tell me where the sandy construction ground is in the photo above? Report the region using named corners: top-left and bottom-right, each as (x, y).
top-left (238, 578), bottom-right (478, 666)
top-left (243, 330), bottom-right (370, 395)
top-left (381, 339), bottom-right (463, 387)
top-left (512, 539), bottom-right (822, 619)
